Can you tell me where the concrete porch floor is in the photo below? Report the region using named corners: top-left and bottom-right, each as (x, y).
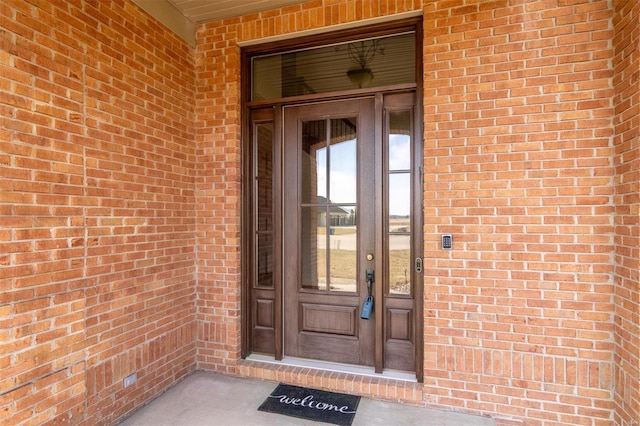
top-left (118, 371), bottom-right (496, 426)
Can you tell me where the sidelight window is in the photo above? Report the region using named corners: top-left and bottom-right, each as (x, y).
top-left (387, 110), bottom-right (412, 295)
top-left (254, 121), bottom-right (275, 288)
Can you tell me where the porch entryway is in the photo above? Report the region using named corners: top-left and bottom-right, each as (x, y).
top-left (242, 20), bottom-right (423, 380)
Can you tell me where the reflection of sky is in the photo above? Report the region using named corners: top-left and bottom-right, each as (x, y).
top-left (330, 139), bottom-right (357, 203)
top-left (389, 134), bottom-right (410, 170)
top-left (316, 139), bottom-right (357, 203)
top-left (389, 134), bottom-right (410, 216)
top-left (316, 135), bottom-right (410, 216)
top-left (389, 174), bottom-right (410, 216)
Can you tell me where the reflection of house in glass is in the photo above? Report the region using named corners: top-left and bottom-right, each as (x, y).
top-left (316, 196), bottom-right (355, 227)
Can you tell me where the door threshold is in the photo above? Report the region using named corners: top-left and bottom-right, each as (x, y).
top-left (246, 354), bottom-right (417, 383)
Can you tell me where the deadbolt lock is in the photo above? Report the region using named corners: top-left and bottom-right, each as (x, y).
top-left (366, 253), bottom-right (374, 261)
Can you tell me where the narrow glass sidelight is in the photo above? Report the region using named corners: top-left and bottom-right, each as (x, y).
top-left (247, 109), bottom-right (279, 357)
top-left (387, 110), bottom-right (412, 295)
top-left (255, 122), bottom-right (274, 288)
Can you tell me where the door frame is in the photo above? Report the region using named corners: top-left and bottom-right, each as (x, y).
top-left (240, 18), bottom-right (424, 381)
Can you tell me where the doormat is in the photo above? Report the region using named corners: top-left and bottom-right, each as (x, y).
top-left (258, 383), bottom-right (360, 426)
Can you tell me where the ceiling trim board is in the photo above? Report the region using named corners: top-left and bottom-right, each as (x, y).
top-left (132, 0), bottom-right (196, 46)
top-left (169, 0), bottom-right (308, 24)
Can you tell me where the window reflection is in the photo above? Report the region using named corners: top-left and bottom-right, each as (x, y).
top-left (329, 207), bottom-right (357, 293)
top-left (300, 117), bottom-right (358, 293)
top-left (255, 122), bottom-right (273, 288)
top-left (301, 120), bottom-right (326, 204)
top-left (251, 32), bottom-right (415, 101)
top-left (388, 235), bottom-right (411, 294)
top-left (329, 118), bottom-right (356, 204)
top-left (301, 206), bottom-right (323, 290)
top-left (388, 111), bottom-right (411, 171)
top-left (387, 109), bottom-right (412, 295)
top-left (389, 173), bottom-right (410, 234)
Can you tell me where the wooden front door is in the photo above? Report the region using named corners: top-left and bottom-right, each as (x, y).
top-left (282, 94), bottom-right (419, 373)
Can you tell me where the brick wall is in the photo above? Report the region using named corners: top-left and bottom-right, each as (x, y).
top-left (1, 0), bottom-right (197, 424)
top-left (193, 18), bottom-right (243, 372)
top-left (422, 1), bottom-right (616, 424)
top-left (2, 0), bottom-right (639, 425)
top-left (612, 1), bottom-right (640, 425)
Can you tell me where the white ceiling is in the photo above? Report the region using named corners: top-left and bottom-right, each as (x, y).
top-left (133, 1), bottom-right (420, 47)
top-left (132, 0), bottom-right (308, 45)
top-left (168, 0), bottom-right (308, 23)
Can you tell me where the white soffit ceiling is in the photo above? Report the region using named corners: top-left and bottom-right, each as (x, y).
top-left (168, 0), bottom-right (308, 24)
top-left (132, 0), bottom-right (307, 45)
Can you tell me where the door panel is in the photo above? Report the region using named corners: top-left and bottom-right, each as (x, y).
top-left (384, 299), bottom-right (415, 371)
top-left (284, 99), bottom-right (376, 366)
top-left (301, 303), bottom-right (358, 335)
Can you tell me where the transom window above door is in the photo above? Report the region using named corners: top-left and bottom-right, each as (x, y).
top-left (251, 32), bottom-right (415, 101)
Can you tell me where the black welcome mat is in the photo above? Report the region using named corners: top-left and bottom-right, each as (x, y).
top-left (258, 383), bottom-right (360, 426)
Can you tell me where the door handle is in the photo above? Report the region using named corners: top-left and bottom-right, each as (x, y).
top-left (361, 269), bottom-right (375, 320)
top-left (366, 269), bottom-right (375, 286)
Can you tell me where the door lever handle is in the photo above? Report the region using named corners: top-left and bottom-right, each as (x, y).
top-left (361, 269), bottom-right (375, 320)
top-left (365, 269), bottom-right (374, 297)
top-left (366, 269), bottom-right (375, 285)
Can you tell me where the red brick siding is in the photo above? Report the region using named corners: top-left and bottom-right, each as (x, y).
top-left (2, 0), bottom-right (639, 425)
top-left (422, 1), bottom-right (616, 424)
top-left (1, 0), bottom-right (197, 424)
top-left (194, 18), bottom-right (243, 372)
top-left (612, 1), bottom-right (640, 425)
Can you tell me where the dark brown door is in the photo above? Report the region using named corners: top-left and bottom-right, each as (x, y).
top-left (283, 98), bottom-right (376, 366)
top-left (283, 94), bottom-right (419, 372)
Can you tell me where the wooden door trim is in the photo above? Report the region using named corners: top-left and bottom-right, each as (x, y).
top-left (273, 104), bottom-right (283, 361)
top-left (374, 93), bottom-right (384, 374)
top-left (413, 20), bottom-right (424, 384)
top-left (247, 83), bottom-right (417, 109)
